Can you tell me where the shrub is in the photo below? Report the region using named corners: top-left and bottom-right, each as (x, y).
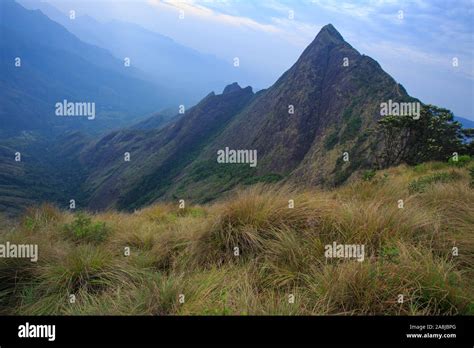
top-left (408, 172), bottom-right (462, 194)
top-left (362, 170), bottom-right (376, 182)
top-left (62, 213), bottom-right (109, 244)
top-left (448, 154), bottom-right (471, 167)
top-left (413, 163), bottom-right (427, 173)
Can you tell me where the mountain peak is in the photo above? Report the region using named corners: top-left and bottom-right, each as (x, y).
top-left (222, 82), bottom-right (242, 94)
top-left (314, 23), bottom-right (345, 44)
top-left (287, 23), bottom-right (348, 70)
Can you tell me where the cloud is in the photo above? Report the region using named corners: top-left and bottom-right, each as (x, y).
top-left (269, 17), bottom-right (322, 46)
top-left (358, 40), bottom-right (474, 81)
top-left (147, 0), bottom-right (281, 33)
top-left (309, 0), bottom-right (400, 19)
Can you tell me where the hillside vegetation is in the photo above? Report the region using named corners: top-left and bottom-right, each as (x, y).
top-left (0, 161), bottom-right (473, 315)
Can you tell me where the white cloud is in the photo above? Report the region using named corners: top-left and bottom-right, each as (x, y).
top-left (147, 0), bottom-right (281, 33)
top-left (358, 40), bottom-right (474, 80)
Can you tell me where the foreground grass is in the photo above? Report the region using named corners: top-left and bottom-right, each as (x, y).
top-left (0, 162), bottom-right (473, 315)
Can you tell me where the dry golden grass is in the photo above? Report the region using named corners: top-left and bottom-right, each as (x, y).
top-left (0, 162), bottom-right (473, 315)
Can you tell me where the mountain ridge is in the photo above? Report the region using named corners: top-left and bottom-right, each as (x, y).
top-left (79, 24), bottom-right (417, 210)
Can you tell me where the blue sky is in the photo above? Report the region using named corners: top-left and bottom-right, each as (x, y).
top-left (40, 0), bottom-right (474, 119)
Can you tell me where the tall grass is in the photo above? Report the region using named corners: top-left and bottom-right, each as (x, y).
top-left (0, 162), bottom-right (472, 315)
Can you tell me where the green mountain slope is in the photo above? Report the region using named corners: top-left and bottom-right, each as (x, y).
top-left (0, 131), bottom-right (90, 216)
top-left (81, 85), bottom-right (255, 210)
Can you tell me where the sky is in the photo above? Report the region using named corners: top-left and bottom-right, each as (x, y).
top-left (34, 0), bottom-right (474, 119)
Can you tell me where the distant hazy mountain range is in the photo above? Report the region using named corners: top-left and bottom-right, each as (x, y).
top-left (455, 116), bottom-right (474, 129)
top-left (1, 0), bottom-right (181, 136)
top-left (18, 0), bottom-right (248, 105)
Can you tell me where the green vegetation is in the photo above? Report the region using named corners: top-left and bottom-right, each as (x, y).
top-left (62, 213), bottom-right (110, 244)
top-left (178, 160), bottom-right (284, 201)
top-left (324, 130), bottom-right (339, 150)
top-left (448, 155), bottom-right (471, 167)
top-left (189, 161), bottom-right (255, 183)
top-left (189, 161), bottom-right (283, 186)
top-left (1, 162), bottom-right (472, 315)
top-left (116, 90), bottom-right (254, 211)
top-left (340, 115), bottom-right (362, 143)
top-left (408, 171), bottom-right (462, 194)
top-left (242, 173), bottom-right (283, 185)
top-left (0, 133), bottom-right (89, 217)
top-left (377, 105), bottom-right (472, 167)
top-left (362, 170), bottom-right (376, 182)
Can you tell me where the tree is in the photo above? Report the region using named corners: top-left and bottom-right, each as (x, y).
top-left (376, 104), bottom-right (472, 168)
